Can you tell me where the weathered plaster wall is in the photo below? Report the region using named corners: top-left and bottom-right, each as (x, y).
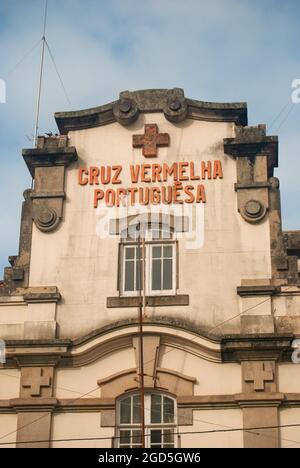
top-left (28, 113), bottom-right (271, 339)
top-left (55, 347), bottom-right (136, 399)
top-left (160, 346), bottom-right (241, 395)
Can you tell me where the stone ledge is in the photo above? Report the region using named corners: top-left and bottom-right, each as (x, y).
top-left (22, 147), bottom-right (78, 178)
top-left (2, 394), bottom-right (300, 415)
top-left (107, 295), bottom-right (189, 308)
top-left (24, 293), bottom-right (61, 304)
top-left (234, 392), bottom-right (284, 408)
top-left (234, 182), bottom-right (271, 191)
top-left (221, 334), bottom-right (294, 362)
top-left (0, 287), bottom-right (62, 303)
top-left (56, 398), bottom-right (115, 411)
top-left (30, 191), bottom-right (65, 200)
top-left (10, 398), bottom-right (58, 412)
top-left (237, 285), bottom-right (278, 297)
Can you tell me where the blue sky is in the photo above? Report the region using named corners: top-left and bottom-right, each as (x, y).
top-left (0, 0), bottom-right (299, 276)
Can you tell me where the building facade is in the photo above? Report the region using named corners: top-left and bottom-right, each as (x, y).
top-left (0, 88), bottom-right (300, 448)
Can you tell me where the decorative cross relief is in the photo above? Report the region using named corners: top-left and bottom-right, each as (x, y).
top-left (243, 362), bottom-right (274, 392)
top-left (133, 124), bottom-right (170, 158)
top-left (21, 367), bottom-right (52, 397)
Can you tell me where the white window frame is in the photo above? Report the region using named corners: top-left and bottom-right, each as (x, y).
top-left (120, 241), bottom-right (176, 297)
top-left (117, 392), bottom-right (177, 449)
top-left (149, 243), bottom-right (176, 296)
top-left (122, 245), bottom-right (141, 295)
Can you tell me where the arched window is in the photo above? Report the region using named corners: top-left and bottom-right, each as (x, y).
top-left (120, 222), bottom-right (177, 296)
top-left (117, 392), bottom-right (177, 448)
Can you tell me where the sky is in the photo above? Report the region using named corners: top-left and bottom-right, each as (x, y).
top-left (0, 0), bottom-right (299, 276)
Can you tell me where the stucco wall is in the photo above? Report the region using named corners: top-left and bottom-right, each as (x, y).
top-left (0, 414), bottom-right (17, 448)
top-left (55, 347), bottom-right (136, 399)
top-left (27, 113), bottom-right (271, 339)
top-left (0, 369), bottom-right (20, 399)
top-left (279, 408), bottom-right (300, 448)
top-left (179, 409), bottom-right (243, 448)
top-left (51, 413), bottom-right (114, 448)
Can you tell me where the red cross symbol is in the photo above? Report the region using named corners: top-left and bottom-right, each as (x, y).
top-left (133, 124), bottom-right (170, 158)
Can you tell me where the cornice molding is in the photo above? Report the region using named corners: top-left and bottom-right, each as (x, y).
top-left (221, 333), bottom-right (294, 362)
top-left (55, 88), bottom-right (248, 133)
top-left (2, 393), bottom-right (300, 414)
top-left (223, 124), bottom-right (278, 174)
top-left (1, 320), bottom-right (295, 368)
top-left (22, 147), bottom-right (78, 178)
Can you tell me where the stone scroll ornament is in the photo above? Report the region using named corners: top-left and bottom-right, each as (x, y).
top-left (112, 88), bottom-right (188, 126)
top-left (113, 97), bottom-right (140, 126)
top-left (163, 89), bottom-right (188, 123)
top-left (34, 207), bottom-right (60, 233)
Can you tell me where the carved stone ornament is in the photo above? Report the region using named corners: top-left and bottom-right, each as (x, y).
top-left (34, 207), bottom-right (59, 232)
top-left (163, 89), bottom-right (188, 123)
top-left (269, 176), bottom-right (280, 190)
top-left (113, 97), bottom-right (139, 125)
top-left (241, 199), bottom-right (267, 223)
top-left (22, 135), bottom-right (77, 234)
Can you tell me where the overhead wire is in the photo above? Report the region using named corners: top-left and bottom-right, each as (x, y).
top-left (44, 38), bottom-right (71, 105)
top-left (1, 422), bottom-right (300, 447)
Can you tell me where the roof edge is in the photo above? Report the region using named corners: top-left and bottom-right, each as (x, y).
top-left (55, 88), bottom-right (248, 134)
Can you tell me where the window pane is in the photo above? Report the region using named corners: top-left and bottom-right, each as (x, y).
top-left (132, 430), bottom-right (142, 446)
top-left (163, 397), bottom-right (174, 423)
top-left (120, 397), bottom-right (131, 424)
top-left (136, 256), bottom-right (141, 291)
top-left (151, 429), bottom-right (162, 446)
top-left (152, 259), bottom-right (162, 291)
top-left (151, 394), bottom-right (162, 423)
top-left (152, 246), bottom-right (162, 258)
top-left (163, 259), bottom-right (173, 290)
top-left (163, 429), bottom-right (174, 444)
top-left (163, 246), bottom-right (173, 258)
top-left (133, 395), bottom-right (141, 424)
top-left (120, 430), bottom-right (131, 446)
top-left (125, 261), bottom-right (134, 291)
top-left (136, 246), bottom-right (141, 260)
top-left (125, 247), bottom-right (135, 259)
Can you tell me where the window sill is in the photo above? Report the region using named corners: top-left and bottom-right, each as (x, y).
top-left (107, 295), bottom-right (189, 308)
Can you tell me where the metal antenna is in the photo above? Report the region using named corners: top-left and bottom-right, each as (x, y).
top-left (33, 0), bottom-right (48, 148)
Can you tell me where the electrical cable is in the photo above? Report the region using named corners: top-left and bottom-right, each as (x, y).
top-left (1, 422), bottom-right (300, 447)
top-left (44, 38), bottom-right (71, 105)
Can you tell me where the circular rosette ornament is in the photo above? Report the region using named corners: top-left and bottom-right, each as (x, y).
top-left (242, 199), bottom-right (267, 223)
